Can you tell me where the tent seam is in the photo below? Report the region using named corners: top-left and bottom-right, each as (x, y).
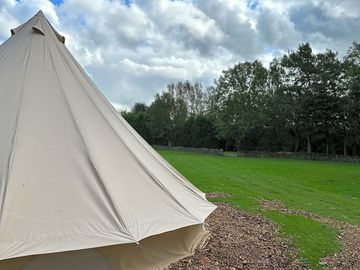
top-left (44, 34), bottom-right (135, 241)
top-left (0, 33), bottom-right (35, 218)
top-left (0, 216), bottom-right (202, 245)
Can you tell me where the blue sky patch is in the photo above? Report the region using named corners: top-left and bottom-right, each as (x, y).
top-left (49, 0), bottom-right (63, 5)
top-left (122, 0), bottom-right (132, 7)
top-left (247, 0), bottom-right (258, 10)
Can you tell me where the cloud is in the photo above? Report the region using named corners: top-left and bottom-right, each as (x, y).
top-left (288, 3), bottom-right (360, 52)
top-left (257, 8), bottom-right (301, 50)
top-left (0, 0), bottom-right (359, 108)
top-left (196, 0), bottom-right (261, 57)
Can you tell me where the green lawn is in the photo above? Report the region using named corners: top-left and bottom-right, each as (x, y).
top-left (159, 150), bottom-right (360, 269)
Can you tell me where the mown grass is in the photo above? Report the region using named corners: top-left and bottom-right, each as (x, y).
top-left (159, 150), bottom-right (360, 269)
top-left (264, 212), bottom-right (340, 269)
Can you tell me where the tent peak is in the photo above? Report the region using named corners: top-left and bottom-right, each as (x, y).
top-left (35, 10), bottom-right (45, 17)
top-left (13, 9), bottom-right (66, 44)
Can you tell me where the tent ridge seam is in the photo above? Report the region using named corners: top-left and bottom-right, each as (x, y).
top-left (0, 216), bottom-right (202, 245)
top-left (46, 38), bottom-right (135, 242)
top-left (0, 33), bottom-right (34, 218)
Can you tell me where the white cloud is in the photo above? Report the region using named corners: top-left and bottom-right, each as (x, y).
top-left (0, 0), bottom-right (359, 108)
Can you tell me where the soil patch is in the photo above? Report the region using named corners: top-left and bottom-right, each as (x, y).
top-left (168, 202), bottom-right (305, 270)
top-left (206, 192), bottom-right (231, 199)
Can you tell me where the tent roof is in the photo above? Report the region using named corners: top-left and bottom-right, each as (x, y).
top-left (0, 10), bottom-right (215, 261)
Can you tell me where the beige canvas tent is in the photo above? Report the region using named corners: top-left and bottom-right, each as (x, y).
top-left (0, 11), bottom-right (216, 270)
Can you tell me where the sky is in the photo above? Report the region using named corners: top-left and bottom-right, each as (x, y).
top-left (0, 0), bottom-right (359, 110)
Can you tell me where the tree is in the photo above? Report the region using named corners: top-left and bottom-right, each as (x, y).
top-left (310, 49), bottom-right (342, 154)
top-left (126, 81), bottom-right (210, 147)
top-left (262, 58), bottom-right (295, 151)
top-left (122, 103), bottom-right (152, 143)
top-left (281, 43), bottom-right (317, 153)
top-left (147, 91), bottom-right (187, 146)
top-left (342, 42), bottom-right (360, 156)
top-left (167, 81), bottom-right (206, 114)
top-left (179, 114), bottom-right (220, 148)
top-left (208, 60), bottom-right (268, 150)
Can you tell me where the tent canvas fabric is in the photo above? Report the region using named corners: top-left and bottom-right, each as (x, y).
top-left (0, 11), bottom-right (216, 270)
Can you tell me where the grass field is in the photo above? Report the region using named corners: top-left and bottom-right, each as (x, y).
top-left (159, 150), bottom-right (360, 269)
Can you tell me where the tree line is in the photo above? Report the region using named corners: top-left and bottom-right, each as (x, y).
top-left (122, 42), bottom-right (360, 155)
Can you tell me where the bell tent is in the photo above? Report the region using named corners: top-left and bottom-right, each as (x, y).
top-left (0, 10), bottom-right (216, 270)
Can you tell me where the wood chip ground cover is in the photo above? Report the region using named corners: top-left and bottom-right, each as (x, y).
top-left (168, 202), bottom-right (305, 270)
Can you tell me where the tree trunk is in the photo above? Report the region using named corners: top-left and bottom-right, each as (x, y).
top-left (294, 137), bottom-right (300, 152)
top-left (237, 139), bottom-right (241, 152)
top-left (306, 135), bottom-right (312, 154)
top-left (168, 133), bottom-right (172, 147)
top-left (344, 140), bottom-right (347, 156)
top-left (326, 142), bottom-right (329, 155)
top-left (330, 143), bottom-right (336, 155)
top-left (353, 145), bottom-right (357, 157)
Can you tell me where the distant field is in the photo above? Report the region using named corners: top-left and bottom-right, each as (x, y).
top-left (159, 150), bottom-right (360, 269)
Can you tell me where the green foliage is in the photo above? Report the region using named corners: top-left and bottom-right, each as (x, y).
top-left (122, 102), bottom-right (152, 142)
top-left (147, 91), bottom-right (187, 146)
top-left (342, 42), bottom-right (360, 155)
top-left (122, 81), bottom-right (220, 148)
top-left (178, 114), bottom-right (219, 148)
top-left (281, 43), bottom-right (318, 153)
top-left (167, 81), bottom-right (206, 114)
top-left (310, 50), bottom-right (342, 154)
top-left (208, 61), bottom-right (268, 148)
top-left (206, 42), bottom-right (358, 154)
